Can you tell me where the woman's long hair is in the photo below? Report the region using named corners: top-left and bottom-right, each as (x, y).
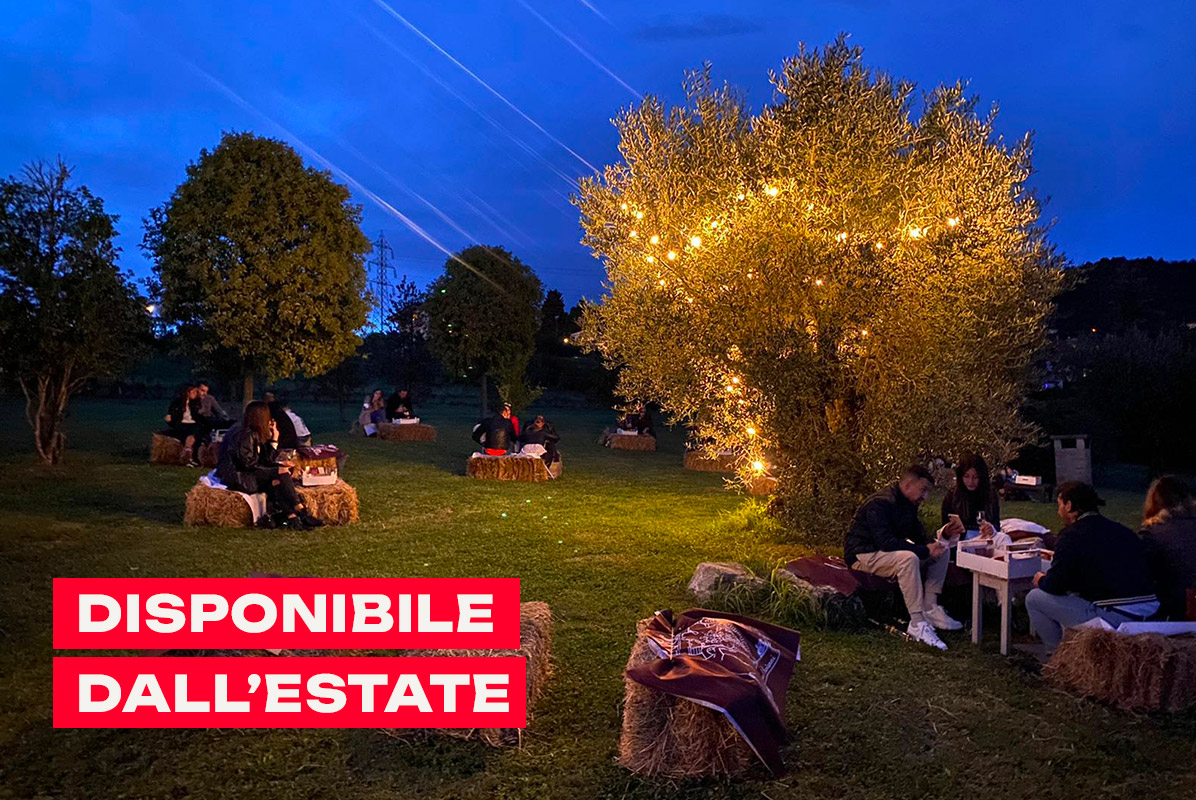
top-left (175, 382), bottom-right (196, 406)
top-left (243, 400), bottom-right (272, 442)
top-left (948, 452), bottom-right (992, 522)
top-left (1143, 475), bottom-right (1195, 526)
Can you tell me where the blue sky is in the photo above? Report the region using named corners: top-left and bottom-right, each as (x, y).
top-left (2, 1), bottom-right (1193, 305)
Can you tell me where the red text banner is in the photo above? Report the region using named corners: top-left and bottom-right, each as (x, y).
top-left (54, 657), bottom-right (526, 729)
top-left (53, 578), bottom-right (520, 650)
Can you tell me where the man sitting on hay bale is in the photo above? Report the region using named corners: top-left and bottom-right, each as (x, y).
top-left (386, 388), bottom-right (415, 421)
top-left (472, 404), bottom-right (518, 455)
top-left (1026, 482), bottom-right (1157, 653)
top-left (216, 401), bottom-right (325, 530)
top-left (844, 464), bottom-right (966, 650)
top-left (518, 414), bottom-right (561, 468)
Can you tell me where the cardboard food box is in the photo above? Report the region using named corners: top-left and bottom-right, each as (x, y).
top-left (957, 539), bottom-right (1050, 580)
top-left (1013, 474), bottom-right (1043, 487)
top-left (299, 466), bottom-right (338, 487)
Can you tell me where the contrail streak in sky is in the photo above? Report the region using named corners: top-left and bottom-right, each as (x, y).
top-left (516, 0), bottom-right (640, 100)
top-left (577, 0), bottom-right (610, 23)
top-left (369, 0), bottom-right (598, 173)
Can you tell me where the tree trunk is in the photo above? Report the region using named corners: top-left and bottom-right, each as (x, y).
top-left (479, 373), bottom-right (488, 418)
top-left (20, 368), bottom-right (75, 466)
top-left (242, 371), bottom-right (255, 407)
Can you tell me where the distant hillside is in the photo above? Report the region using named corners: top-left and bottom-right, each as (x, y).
top-left (1053, 257), bottom-right (1196, 337)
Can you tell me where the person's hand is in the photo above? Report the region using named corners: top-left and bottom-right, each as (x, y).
top-left (928, 541), bottom-right (947, 559)
top-left (980, 520), bottom-right (997, 538)
top-left (941, 517), bottom-right (966, 541)
top-left (1033, 571), bottom-right (1045, 588)
top-left (269, 420), bottom-right (279, 440)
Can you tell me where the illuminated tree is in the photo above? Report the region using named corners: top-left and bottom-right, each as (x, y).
top-left (144, 132), bottom-right (371, 403)
top-left (575, 38), bottom-right (1062, 542)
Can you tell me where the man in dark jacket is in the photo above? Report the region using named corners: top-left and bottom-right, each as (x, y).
top-left (845, 464), bottom-right (966, 650)
top-left (1027, 482), bottom-right (1158, 650)
top-left (386, 389), bottom-right (414, 421)
top-left (519, 414), bottom-right (560, 465)
top-left (472, 405), bottom-right (518, 455)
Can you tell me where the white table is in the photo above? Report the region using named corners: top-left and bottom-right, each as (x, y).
top-left (969, 572), bottom-right (1035, 656)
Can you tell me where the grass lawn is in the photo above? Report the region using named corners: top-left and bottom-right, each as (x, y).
top-left (0, 395), bottom-right (1193, 800)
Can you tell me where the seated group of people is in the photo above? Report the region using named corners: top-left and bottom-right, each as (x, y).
top-left (215, 400), bottom-right (324, 530)
top-left (598, 402), bottom-right (655, 446)
top-left (164, 382), bottom-right (310, 466)
top-left (845, 457), bottom-right (1196, 653)
top-left (472, 403), bottom-right (561, 465)
top-left (358, 388), bottom-right (415, 433)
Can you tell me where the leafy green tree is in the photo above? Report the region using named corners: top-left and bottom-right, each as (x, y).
top-left (575, 38), bottom-right (1062, 543)
top-left (423, 245), bottom-right (543, 416)
top-left (0, 160), bottom-right (149, 464)
top-left (535, 289), bottom-right (579, 354)
top-left (144, 131), bottom-right (371, 403)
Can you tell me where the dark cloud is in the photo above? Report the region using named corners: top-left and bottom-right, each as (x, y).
top-left (636, 14), bottom-right (765, 42)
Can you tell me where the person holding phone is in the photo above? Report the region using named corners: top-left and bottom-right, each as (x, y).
top-left (941, 453), bottom-right (1000, 539)
top-left (845, 464), bottom-right (967, 650)
top-left (216, 401), bottom-right (323, 530)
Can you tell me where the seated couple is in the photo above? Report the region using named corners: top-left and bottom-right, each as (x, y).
top-left (164, 380), bottom-right (233, 466)
top-left (600, 402), bottom-right (654, 446)
top-left (1024, 479), bottom-right (1196, 653)
top-left (262, 390), bottom-right (311, 449)
top-left (472, 405), bottom-right (559, 464)
top-left (215, 401), bottom-right (324, 530)
top-left (359, 388), bottom-right (416, 432)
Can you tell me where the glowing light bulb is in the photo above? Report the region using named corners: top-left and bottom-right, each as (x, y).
top-left (686, 296), bottom-right (694, 303)
top-left (563, 337), bottom-right (570, 344)
top-left (646, 255), bottom-right (655, 263)
top-left (752, 460), bottom-right (766, 473)
top-left (746, 272), bottom-right (753, 278)
top-left (145, 304), bottom-right (156, 314)
top-left (731, 376), bottom-right (740, 384)
top-left (635, 210), bottom-right (644, 219)
top-left (629, 230), bottom-right (638, 238)
top-left (690, 235), bottom-right (702, 248)
top-left (667, 250), bottom-right (677, 260)
top-left (860, 329), bottom-right (870, 337)
top-left (814, 278), bottom-right (824, 286)
top-left (736, 193), bottom-right (746, 201)
top-left (875, 241), bottom-right (884, 250)
top-left (620, 202), bottom-right (628, 211)
top-left (766, 186), bottom-right (779, 197)
top-left (649, 234), bottom-right (659, 245)
top-left (947, 216), bottom-right (960, 227)
top-left (807, 203), bottom-right (815, 211)
top-left (835, 232), bottom-right (848, 242)
top-left (658, 279), bottom-right (666, 287)
top-left (746, 426), bottom-right (757, 436)
top-left (907, 226), bottom-right (924, 239)
top-left (725, 385), bottom-right (735, 392)
top-left (711, 220), bottom-right (720, 228)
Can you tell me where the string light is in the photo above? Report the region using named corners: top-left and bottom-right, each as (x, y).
top-left (690, 235), bottom-right (702, 248)
top-left (731, 376), bottom-right (740, 385)
top-left (635, 210), bottom-right (644, 219)
top-left (686, 296), bottom-right (694, 303)
top-left (629, 230), bottom-right (638, 238)
top-left (736, 193), bottom-right (746, 201)
top-left (835, 232), bottom-right (848, 242)
top-left (766, 186), bottom-right (779, 197)
top-left (646, 255), bottom-right (655, 263)
top-left (649, 234), bottom-right (659, 244)
top-left (746, 426), bottom-right (757, 436)
top-left (667, 250), bottom-right (677, 260)
top-left (658, 279), bottom-right (666, 287)
top-left (725, 385), bottom-right (735, 392)
top-left (907, 226), bottom-right (924, 239)
top-left (947, 216), bottom-right (960, 227)
top-left (751, 460), bottom-right (766, 473)
top-left (860, 329), bottom-right (869, 337)
top-left (711, 220), bottom-right (720, 228)
top-left (814, 278), bottom-right (824, 286)
top-left (620, 202), bottom-right (628, 211)
top-left (807, 203), bottom-right (815, 211)
top-left (875, 241), bottom-right (884, 250)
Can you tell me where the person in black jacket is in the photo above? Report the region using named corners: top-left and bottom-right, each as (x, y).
top-left (1027, 482), bottom-right (1157, 650)
top-left (1139, 476), bottom-right (1196, 620)
top-left (519, 414), bottom-right (560, 465)
top-left (472, 405), bottom-right (518, 455)
top-left (386, 388), bottom-right (415, 421)
top-left (941, 452), bottom-right (1000, 537)
top-left (266, 398), bottom-right (299, 450)
top-left (620, 403), bottom-right (655, 438)
top-left (165, 383), bottom-right (204, 466)
top-left (216, 401), bottom-right (323, 530)
top-left (845, 464), bottom-right (966, 650)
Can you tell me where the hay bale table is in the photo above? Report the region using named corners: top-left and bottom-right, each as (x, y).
top-left (611, 433), bottom-right (656, 452)
top-left (1045, 627), bottom-right (1196, 712)
top-left (684, 450), bottom-right (735, 472)
top-left (184, 479), bottom-right (359, 527)
top-left (383, 601), bottom-right (553, 747)
top-left (467, 453), bottom-right (561, 482)
top-left (376, 421), bottom-right (437, 442)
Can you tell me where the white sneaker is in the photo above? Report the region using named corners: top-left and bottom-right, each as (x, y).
top-left (907, 620), bottom-right (948, 650)
top-left (924, 605), bottom-right (963, 631)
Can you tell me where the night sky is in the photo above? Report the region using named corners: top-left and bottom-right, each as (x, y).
top-left (3, 1), bottom-right (1193, 306)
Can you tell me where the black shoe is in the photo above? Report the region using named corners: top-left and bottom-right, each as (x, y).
top-left (256, 514), bottom-right (277, 530)
top-left (279, 514), bottom-right (305, 530)
top-left (299, 512), bottom-right (325, 529)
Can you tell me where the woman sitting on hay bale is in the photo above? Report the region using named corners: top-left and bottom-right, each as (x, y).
top-left (1139, 476), bottom-right (1196, 621)
top-left (357, 389), bottom-right (386, 434)
top-left (518, 414), bottom-right (560, 467)
top-left (472, 404), bottom-right (518, 455)
top-left (217, 401), bottom-right (325, 531)
top-left (165, 383), bottom-right (205, 467)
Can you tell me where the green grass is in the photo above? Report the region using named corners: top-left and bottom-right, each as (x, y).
top-left (0, 396), bottom-right (1193, 800)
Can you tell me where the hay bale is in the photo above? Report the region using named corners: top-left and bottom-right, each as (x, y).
top-left (747, 476), bottom-right (779, 496)
top-left (611, 433), bottom-right (656, 452)
top-left (197, 442), bottom-right (219, 469)
top-left (296, 480), bottom-right (359, 525)
top-left (184, 483), bottom-right (254, 528)
top-left (684, 451), bottom-right (735, 473)
top-left (1044, 628), bottom-right (1196, 712)
top-left (382, 601), bottom-right (553, 747)
top-left (619, 618), bottom-right (755, 779)
top-left (467, 454), bottom-right (551, 482)
top-left (376, 422), bottom-right (438, 442)
top-left (150, 433), bottom-right (185, 465)
top-left (183, 479), bottom-right (358, 527)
